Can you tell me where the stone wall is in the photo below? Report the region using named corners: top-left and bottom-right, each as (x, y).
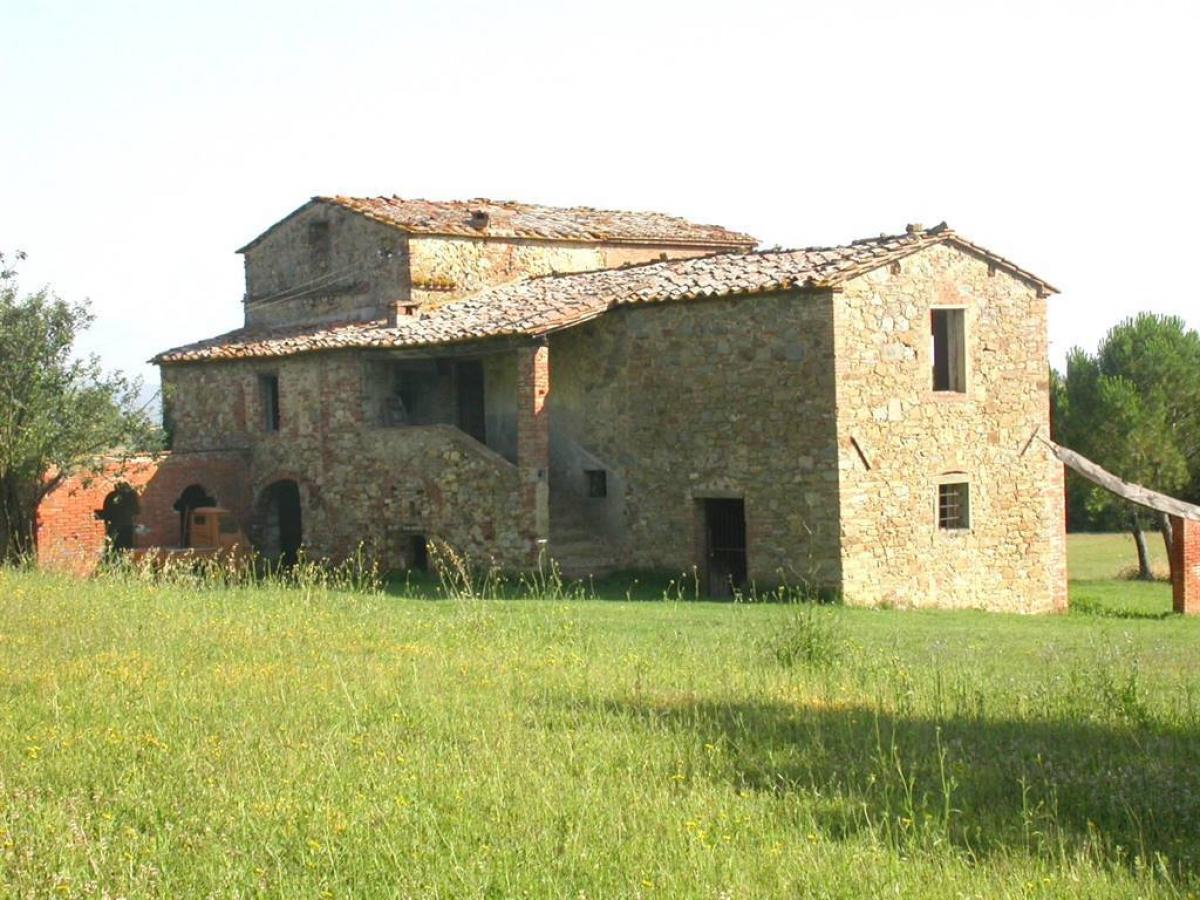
top-left (242, 201), bottom-right (726, 329)
top-left (546, 292), bottom-right (844, 587)
top-left (146, 234), bottom-right (1065, 609)
top-left (407, 236), bottom-right (711, 308)
top-left (159, 350), bottom-right (530, 569)
top-left (832, 242), bottom-right (1067, 612)
top-left (243, 203), bottom-right (411, 328)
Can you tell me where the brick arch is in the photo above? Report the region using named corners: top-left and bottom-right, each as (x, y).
top-left (98, 483), bottom-right (140, 553)
top-left (253, 475), bottom-right (309, 566)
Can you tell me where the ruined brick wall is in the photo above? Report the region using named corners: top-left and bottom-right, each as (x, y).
top-left (37, 451), bottom-right (252, 575)
top-left (547, 291), bottom-right (844, 586)
top-left (161, 352), bottom-right (527, 569)
top-left (242, 203), bottom-right (411, 328)
top-left (407, 236), bottom-right (714, 308)
top-left (1170, 516), bottom-right (1200, 615)
top-left (832, 243), bottom-right (1067, 612)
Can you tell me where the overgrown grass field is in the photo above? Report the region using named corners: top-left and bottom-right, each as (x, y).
top-left (1, 535), bottom-right (1197, 897)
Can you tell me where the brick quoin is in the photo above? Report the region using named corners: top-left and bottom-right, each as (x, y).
top-left (515, 342), bottom-right (550, 564)
top-left (1170, 515), bottom-right (1200, 615)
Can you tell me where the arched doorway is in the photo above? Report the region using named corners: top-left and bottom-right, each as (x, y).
top-left (98, 484), bottom-right (139, 554)
top-left (259, 480), bottom-right (302, 566)
top-left (173, 484), bottom-right (216, 547)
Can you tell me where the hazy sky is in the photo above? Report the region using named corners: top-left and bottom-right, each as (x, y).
top-left (3, 0), bottom-right (1197, 402)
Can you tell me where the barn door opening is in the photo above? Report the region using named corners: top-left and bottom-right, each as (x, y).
top-left (703, 498), bottom-right (747, 597)
top-left (260, 480), bottom-right (302, 566)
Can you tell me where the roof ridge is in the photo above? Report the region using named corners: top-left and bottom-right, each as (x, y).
top-left (482, 228), bottom-right (946, 288)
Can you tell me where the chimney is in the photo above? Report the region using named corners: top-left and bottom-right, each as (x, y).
top-left (386, 301), bottom-right (421, 327)
top-left (905, 223), bottom-right (926, 235)
top-left (469, 209), bottom-right (490, 230)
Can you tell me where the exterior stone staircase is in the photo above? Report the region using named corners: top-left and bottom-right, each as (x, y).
top-left (548, 498), bottom-right (619, 579)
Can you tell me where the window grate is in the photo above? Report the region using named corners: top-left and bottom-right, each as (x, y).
top-left (938, 482), bottom-right (970, 530)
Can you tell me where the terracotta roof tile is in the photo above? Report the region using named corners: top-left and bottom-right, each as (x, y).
top-left (238, 196), bottom-right (757, 252)
top-left (158, 224), bottom-right (1057, 365)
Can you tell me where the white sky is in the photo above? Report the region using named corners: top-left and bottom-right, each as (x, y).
top-left (3, 0), bottom-right (1197, 404)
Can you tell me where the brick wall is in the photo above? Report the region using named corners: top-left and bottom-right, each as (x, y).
top-left (1170, 515), bottom-right (1200, 615)
top-left (37, 450), bottom-right (252, 575)
top-left (516, 344), bottom-right (550, 561)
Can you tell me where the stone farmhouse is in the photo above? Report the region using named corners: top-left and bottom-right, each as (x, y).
top-left (37, 196), bottom-right (1066, 611)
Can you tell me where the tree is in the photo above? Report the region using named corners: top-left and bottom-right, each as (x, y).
top-left (1054, 313), bottom-right (1200, 579)
top-left (0, 251), bottom-right (160, 562)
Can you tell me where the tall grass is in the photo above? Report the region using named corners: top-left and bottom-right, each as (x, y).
top-left (0, 563), bottom-right (1197, 896)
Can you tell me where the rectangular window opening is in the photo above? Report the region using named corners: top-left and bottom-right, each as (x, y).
top-left (938, 482), bottom-right (970, 530)
top-left (307, 221), bottom-right (331, 269)
top-left (372, 360), bottom-right (440, 427)
top-left (455, 360), bottom-right (487, 444)
top-left (260, 374), bottom-right (280, 432)
top-left (585, 469), bottom-right (607, 498)
top-left (931, 308), bottom-right (966, 392)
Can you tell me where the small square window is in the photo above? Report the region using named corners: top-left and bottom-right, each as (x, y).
top-left (585, 469), bottom-right (607, 498)
top-left (938, 482), bottom-right (970, 530)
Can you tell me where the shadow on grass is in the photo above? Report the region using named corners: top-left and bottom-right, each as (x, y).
top-left (577, 692), bottom-right (1200, 880)
top-left (1069, 583), bottom-right (1174, 621)
top-left (1071, 594), bottom-right (1172, 621)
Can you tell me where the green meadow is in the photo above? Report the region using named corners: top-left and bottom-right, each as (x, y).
top-left (1, 534), bottom-right (1197, 898)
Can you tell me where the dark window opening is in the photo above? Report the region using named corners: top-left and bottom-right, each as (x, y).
top-left (218, 515), bottom-right (240, 535)
top-left (455, 360), bottom-right (486, 444)
top-left (259, 479), bottom-right (302, 566)
top-left (372, 360), bottom-right (442, 427)
top-left (938, 482), bottom-right (970, 530)
top-left (173, 484), bottom-right (215, 546)
top-left (260, 374), bottom-right (280, 431)
top-left (97, 484), bottom-right (139, 554)
top-left (367, 357), bottom-right (488, 441)
top-left (932, 308), bottom-right (966, 392)
top-left (409, 534), bottom-right (428, 572)
top-left (585, 469), bottom-right (608, 498)
top-left (307, 221), bottom-right (331, 269)
top-left (702, 498), bottom-right (747, 598)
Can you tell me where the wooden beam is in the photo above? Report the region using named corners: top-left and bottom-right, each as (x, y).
top-left (1041, 436), bottom-right (1200, 522)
